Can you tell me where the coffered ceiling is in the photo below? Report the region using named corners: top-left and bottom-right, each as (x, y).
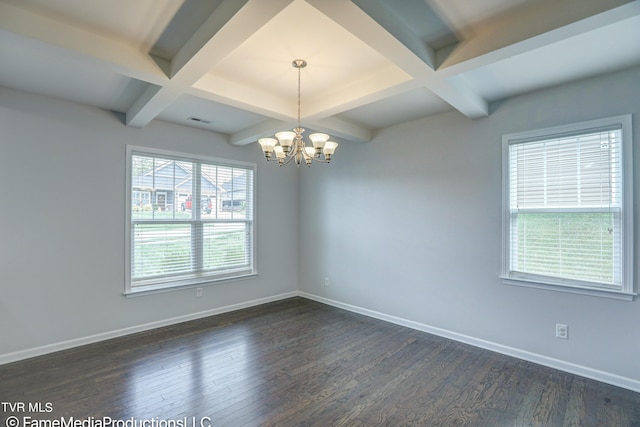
top-left (1, 0), bottom-right (639, 146)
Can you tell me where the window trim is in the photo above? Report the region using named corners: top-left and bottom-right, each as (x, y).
top-left (501, 115), bottom-right (634, 300)
top-left (125, 145), bottom-right (257, 296)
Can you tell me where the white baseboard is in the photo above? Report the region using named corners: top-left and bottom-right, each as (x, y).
top-left (0, 292), bottom-right (297, 366)
top-left (299, 292), bottom-right (640, 394)
top-left (3, 290), bottom-right (639, 394)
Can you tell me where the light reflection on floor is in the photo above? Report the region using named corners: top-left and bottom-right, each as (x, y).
top-left (125, 324), bottom-right (258, 420)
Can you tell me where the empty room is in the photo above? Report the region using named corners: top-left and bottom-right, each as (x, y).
top-left (1, 0), bottom-right (639, 425)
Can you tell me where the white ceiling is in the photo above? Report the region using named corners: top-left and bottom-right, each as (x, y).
top-left (1, 0), bottom-right (639, 146)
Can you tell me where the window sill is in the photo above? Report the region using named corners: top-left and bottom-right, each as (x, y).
top-left (124, 273), bottom-right (258, 298)
top-left (501, 276), bottom-right (636, 301)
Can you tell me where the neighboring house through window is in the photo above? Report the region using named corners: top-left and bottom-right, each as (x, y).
top-left (125, 146), bottom-right (256, 294)
top-left (502, 115), bottom-right (634, 300)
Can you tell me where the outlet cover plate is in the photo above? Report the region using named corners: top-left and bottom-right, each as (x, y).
top-left (556, 323), bottom-right (568, 339)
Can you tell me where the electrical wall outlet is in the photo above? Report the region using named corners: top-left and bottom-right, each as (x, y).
top-left (196, 287), bottom-right (203, 298)
top-left (556, 323), bottom-right (568, 339)
top-left (324, 277), bottom-right (329, 287)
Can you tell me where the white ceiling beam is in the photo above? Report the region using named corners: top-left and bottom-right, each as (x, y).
top-left (5, 0), bottom-right (631, 145)
top-left (349, 0), bottom-right (436, 69)
top-left (305, 0), bottom-right (430, 77)
top-left (125, 0), bottom-right (296, 130)
top-left (229, 115), bottom-right (372, 146)
top-left (304, 79), bottom-right (423, 123)
top-left (305, 0), bottom-right (488, 119)
top-left (229, 118), bottom-right (292, 146)
top-left (170, 0), bottom-right (250, 79)
top-left (191, 74), bottom-right (294, 121)
top-left (413, 75), bottom-right (488, 121)
top-left (308, 116), bottom-right (371, 143)
top-left (192, 68), bottom-right (380, 144)
top-left (170, 0), bottom-right (294, 82)
top-left (302, 64), bottom-right (412, 119)
top-left (126, 84), bottom-right (180, 128)
top-left (0, 2), bottom-right (165, 83)
top-left (438, 0), bottom-right (640, 76)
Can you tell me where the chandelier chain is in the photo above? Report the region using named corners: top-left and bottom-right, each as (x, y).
top-left (297, 63), bottom-right (301, 126)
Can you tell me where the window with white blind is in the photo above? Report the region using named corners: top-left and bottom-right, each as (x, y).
top-left (501, 115), bottom-right (634, 300)
top-left (125, 146), bottom-right (256, 294)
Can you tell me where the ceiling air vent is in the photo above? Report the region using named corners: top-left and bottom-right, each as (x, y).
top-left (187, 116), bottom-right (212, 124)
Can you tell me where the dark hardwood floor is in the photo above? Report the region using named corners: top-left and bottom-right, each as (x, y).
top-left (1, 297), bottom-right (639, 426)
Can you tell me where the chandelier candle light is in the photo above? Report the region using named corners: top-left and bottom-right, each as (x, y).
top-left (258, 59), bottom-right (338, 166)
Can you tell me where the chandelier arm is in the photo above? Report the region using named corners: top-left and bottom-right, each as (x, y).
top-left (308, 155), bottom-right (331, 163)
top-left (266, 156), bottom-right (287, 164)
top-left (280, 154), bottom-right (296, 166)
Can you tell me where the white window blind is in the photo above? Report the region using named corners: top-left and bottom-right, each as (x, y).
top-left (502, 116), bottom-right (633, 299)
top-left (126, 146), bottom-right (255, 294)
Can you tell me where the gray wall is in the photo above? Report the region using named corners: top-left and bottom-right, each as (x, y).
top-left (298, 66), bottom-right (640, 385)
top-left (2, 65), bottom-right (639, 389)
top-left (0, 86), bottom-right (298, 356)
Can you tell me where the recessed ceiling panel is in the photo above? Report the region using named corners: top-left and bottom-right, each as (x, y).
top-left (201, 0), bottom-right (410, 108)
top-left (0, 31), bottom-right (149, 113)
top-left (457, 14), bottom-right (640, 102)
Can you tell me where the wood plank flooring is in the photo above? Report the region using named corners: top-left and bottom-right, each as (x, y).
top-left (1, 297), bottom-right (639, 426)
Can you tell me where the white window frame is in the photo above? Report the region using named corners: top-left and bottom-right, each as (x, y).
top-left (501, 115), bottom-right (634, 300)
top-left (125, 146), bottom-right (257, 296)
